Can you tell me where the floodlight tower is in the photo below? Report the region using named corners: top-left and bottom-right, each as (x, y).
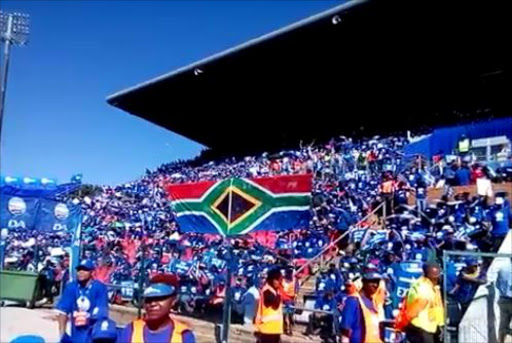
top-left (0, 11), bottom-right (30, 145)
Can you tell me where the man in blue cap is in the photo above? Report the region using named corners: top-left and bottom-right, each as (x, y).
top-left (91, 318), bottom-right (118, 343)
top-left (117, 274), bottom-right (195, 343)
top-left (340, 272), bottom-right (385, 343)
top-left (55, 259), bottom-right (109, 343)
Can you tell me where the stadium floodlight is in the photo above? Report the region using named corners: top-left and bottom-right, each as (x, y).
top-left (0, 11), bottom-right (30, 155)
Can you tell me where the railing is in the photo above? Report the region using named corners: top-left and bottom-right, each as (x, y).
top-left (296, 201), bottom-right (385, 275)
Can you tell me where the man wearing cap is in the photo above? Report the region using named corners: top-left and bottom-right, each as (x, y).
top-left (340, 272), bottom-right (385, 343)
top-left (117, 274), bottom-right (196, 343)
top-left (395, 263), bottom-right (444, 343)
top-left (449, 258), bottom-right (487, 314)
top-left (55, 259), bottom-right (109, 343)
top-left (255, 268), bottom-right (284, 343)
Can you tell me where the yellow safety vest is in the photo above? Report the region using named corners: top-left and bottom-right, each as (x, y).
top-left (408, 277), bottom-right (444, 333)
top-left (255, 284), bottom-right (283, 334)
top-left (131, 318), bottom-right (189, 343)
top-left (458, 139), bottom-right (470, 153)
top-left (350, 293), bottom-right (385, 343)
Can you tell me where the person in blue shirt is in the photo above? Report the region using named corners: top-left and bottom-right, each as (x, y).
top-left (340, 273), bottom-right (384, 343)
top-left (488, 193), bottom-right (511, 252)
top-left (117, 274), bottom-right (196, 343)
top-left (91, 318), bottom-right (117, 343)
top-left (450, 258), bottom-right (487, 314)
top-left (327, 263), bottom-right (343, 292)
top-left (455, 162), bottom-right (471, 186)
top-left (304, 290), bottom-right (337, 337)
top-left (415, 180), bottom-right (428, 214)
top-left (55, 259), bottom-right (109, 343)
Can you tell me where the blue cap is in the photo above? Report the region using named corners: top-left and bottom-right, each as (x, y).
top-left (77, 259), bottom-right (95, 271)
top-left (362, 272), bottom-right (382, 281)
top-left (91, 319), bottom-right (117, 341)
top-left (11, 335), bottom-right (46, 343)
top-left (143, 283), bottom-right (176, 298)
top-left (465, 257), bottom-right (479, 266)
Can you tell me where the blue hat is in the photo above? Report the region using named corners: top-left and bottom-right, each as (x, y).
top-left (77, 259), bottom-right (95, 271)
top-left (465, 257), bottom-right (479, 266)
top-left (11, 335), bottom-right (45, 343)
top-left (143, 283), bottom-right (176, 298)
top-left (362, 272), bottom-right (382, 281)
top-left (91, 319), bottom-right (117, 341)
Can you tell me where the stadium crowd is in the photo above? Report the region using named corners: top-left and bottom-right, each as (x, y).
top-left (2, 133), bottom-right (511, 342)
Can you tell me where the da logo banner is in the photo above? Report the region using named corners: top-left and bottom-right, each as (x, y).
top-left (0, 194), bottom-right (80, 232)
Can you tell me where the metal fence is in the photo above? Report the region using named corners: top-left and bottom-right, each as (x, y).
top-left (443, 250), bottom-right (512, 343)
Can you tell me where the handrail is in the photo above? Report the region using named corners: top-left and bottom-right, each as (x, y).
top-left (296, 201), bottom-right (385, 274)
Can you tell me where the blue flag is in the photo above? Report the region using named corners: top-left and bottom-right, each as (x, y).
top-left (70, 213), bottom-right (83, 282)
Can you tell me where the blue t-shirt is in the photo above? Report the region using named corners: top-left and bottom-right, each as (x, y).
top-left (415, 186), bottom-right (426, 200)
top-left (455, 168), bottom-right (471, 186)
top-left (55, 279), bottom-right (109, 343)
top-left (490, 207), bottom-right (510, 238)
top-left (315, 296), bottom-right (337, 312)
top-left (117, 320), bottom-right (196, 343)
top-left (340, 297), bottom-right (364, 343)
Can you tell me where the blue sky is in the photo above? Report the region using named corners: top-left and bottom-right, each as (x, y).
top-left (1, 0), bottom-right (340, 185)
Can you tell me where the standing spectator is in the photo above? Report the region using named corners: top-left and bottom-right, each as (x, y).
top-left (415, 180), bottom-right (428, 214)
top-left (117, 274), bottom-right (196, 343)
top-left (455, 162), bottom-right (471, 186)
top-left (449, 258), bottom-right (487, 314)
top-left (255, 268), bottom-right (284, 343)
top-left (496, 258), bottom-right (512, 343)
top-left (305, 290), bottom-right (336, 338)
top-left (281, 269), bottom-right (297, 336)
top-left (340, 272), bottom-right (385, 343)
top-left (488, 193), bottom-right (511, 252)
top-left (396, 263), bottom-right (444, 343)
top-left (55, 259), bottom-right (109, 343)
top-left (242, 279), bottom-right (260, 328)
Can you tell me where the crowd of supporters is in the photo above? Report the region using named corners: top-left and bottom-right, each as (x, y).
top-left (2, 133), bottom-right (511, 342)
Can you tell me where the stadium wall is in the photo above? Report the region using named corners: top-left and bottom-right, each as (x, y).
top-left (404, 117), bottom-right (512, 158)
top-left (408, 182), bottom-right (512, 205)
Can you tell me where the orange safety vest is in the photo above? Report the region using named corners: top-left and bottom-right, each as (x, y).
top-left (350, 293), bottom-right (384, 343)
top-left (381, 180), bottom-right (395, 194)
top-left (255, 283), bottom-right (284, 334)
top-left (212, 285), bottom-right (226, 305)
top-left (282, 279), bottom-right (296, 299)
top-left (131, 318), bottom-right (190, 343)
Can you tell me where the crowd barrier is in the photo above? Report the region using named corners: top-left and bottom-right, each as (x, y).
top-left (443, 231), bottom-right (512, 343)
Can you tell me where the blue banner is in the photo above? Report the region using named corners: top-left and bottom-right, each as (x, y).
top-left (69, 213), bottom-right (83, 282)
top-left (0, 196), bottom-right (40, 230)
top-left (0, 195), bottom-right (81, 232)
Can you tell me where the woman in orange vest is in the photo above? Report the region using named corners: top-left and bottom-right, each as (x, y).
top-left (255, 268), bottom-right (284, 343)
top-left (117, 274), bottom-right (196, 343)
top-left (340, 272), bottom-right (385, 343)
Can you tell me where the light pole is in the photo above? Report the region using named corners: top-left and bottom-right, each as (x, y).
top-left (0, 11), bottom-right (30, 151)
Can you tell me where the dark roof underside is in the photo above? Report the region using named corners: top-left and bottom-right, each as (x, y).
top-left (107, 0), bottom-right (511, 155)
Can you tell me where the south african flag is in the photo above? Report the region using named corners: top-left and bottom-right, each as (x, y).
top-left (167, 174), bottom-right (312, 236)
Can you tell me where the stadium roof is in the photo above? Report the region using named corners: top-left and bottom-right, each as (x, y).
top-left (107, 0), bottom-right (511, 155)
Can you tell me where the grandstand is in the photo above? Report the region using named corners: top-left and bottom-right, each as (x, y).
top-left (107, 0), bottom-right (510, 156)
